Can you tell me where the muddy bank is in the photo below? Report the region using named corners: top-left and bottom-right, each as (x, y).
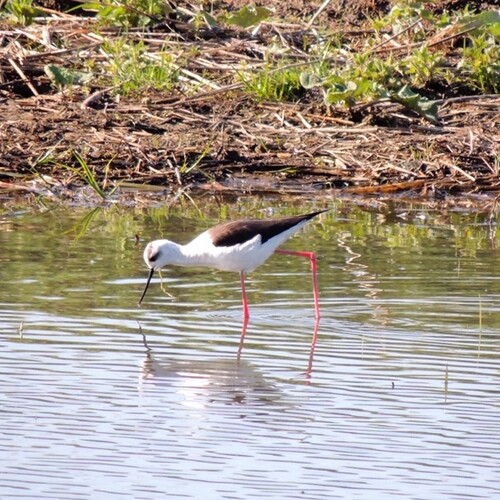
top-left (1, 93), bottom-right (499, 198)
top-left (0, 1), bottom-right (499, 204)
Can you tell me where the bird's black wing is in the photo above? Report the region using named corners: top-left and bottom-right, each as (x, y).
top-left (209, 210), bottom-right (327, 247)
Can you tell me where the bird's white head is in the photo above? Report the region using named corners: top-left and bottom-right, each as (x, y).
top-left (143, 239), bottom-right (177, 271)
top-left (139, 239), bottom-right (178, 306)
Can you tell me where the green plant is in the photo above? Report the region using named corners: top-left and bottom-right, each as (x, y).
top-left (65, 151), bottom-right (117, 200)
top-left (222, 5), bottom-right (271, 28)
top-left (83, 0), bottom-right (170, 28)
top-left (44, 64), bottom-right (92, 90)
top-left (401, 46), bottom-right (445, 87)
top-left (301, 49), bottom-right (440, 122)
top-left (101, 39), bottom-right (177, 96)
top-left (240, 62), bottom-right (303, 102)
top-left (180, 143), bottom-right (212, 176)
top-left (371, 0), bottom-right (433, 41)
top-left (385, 85), bottom-right (439, 123)
top-left (4, 0), bottom-right (41, 25)
top-left (459, 31), bottom-right (499, 93)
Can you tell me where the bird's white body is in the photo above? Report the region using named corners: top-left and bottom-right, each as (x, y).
top-left (144, 220), bottom-right (310, 273)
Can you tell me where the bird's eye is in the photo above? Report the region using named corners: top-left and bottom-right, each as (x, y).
top-left (147, 246), bottom-right (159, 262)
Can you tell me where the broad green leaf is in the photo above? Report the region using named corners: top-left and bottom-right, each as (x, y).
top-left (459, 10), bottom-right (500, 31)
top-left (375, 85), bottom-right (391, 99)
top-left (300, 72), bottom-right (322, 89)
top-left (44, 65), bottom-right (92, 88)
top-left (390, 85), bottom-right (440, 124)
top-left (81, 2), bottom-right (101, 12)
top-left (225, 6), bottom-right (271, 28)
top-left (324, 84), bottom-right (349, 105)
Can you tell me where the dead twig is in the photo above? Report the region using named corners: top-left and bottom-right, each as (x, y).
top-left (7, 58), bottom-right (40, 97)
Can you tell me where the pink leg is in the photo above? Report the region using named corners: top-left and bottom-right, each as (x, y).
top-left (240, 271), bottom-right (250, 320)
top-left (275, 249), bottom-right (320, 320)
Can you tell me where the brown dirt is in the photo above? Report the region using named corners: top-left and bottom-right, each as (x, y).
top-left (0, 0), bottom-right (499, 203)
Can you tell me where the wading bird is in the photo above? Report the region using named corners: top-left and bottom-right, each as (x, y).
top-left (139, 210), bottom-right (327, 319)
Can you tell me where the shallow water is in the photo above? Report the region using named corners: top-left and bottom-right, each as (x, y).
top-left (1, 199), bottom-right (499, 499)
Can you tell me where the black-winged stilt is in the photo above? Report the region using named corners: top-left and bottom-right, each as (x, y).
top-left (139, 210), bottom-right (327, 319)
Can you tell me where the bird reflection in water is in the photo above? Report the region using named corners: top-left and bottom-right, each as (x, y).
top-left (138, 330), bottom-right (282, 408)
top-left (237, 315), bottom-right (320, 378)
top-left (137, 304), bottom-right (320, 405)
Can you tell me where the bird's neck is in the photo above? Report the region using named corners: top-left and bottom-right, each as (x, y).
top-left (171, 242), bottom-right (213, 268)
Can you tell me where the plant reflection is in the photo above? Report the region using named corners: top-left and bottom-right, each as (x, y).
top-left (337, 232), bottom-right (390, 326)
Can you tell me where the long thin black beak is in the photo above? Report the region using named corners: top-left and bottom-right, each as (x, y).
top-left (138, 268), bottom-right (155, 306)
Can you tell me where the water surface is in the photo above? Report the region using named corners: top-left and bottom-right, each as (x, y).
top-left (1, 199), bottom-right (499, 499)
